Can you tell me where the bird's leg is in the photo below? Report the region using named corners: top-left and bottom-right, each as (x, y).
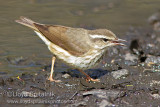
top-left (78, 69), bottom-right (100, 82)
top-left (48, 56), bottom-right (62, 82)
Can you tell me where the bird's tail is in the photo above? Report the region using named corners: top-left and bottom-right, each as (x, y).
top-left (15, 16), bottom-right (39, 31)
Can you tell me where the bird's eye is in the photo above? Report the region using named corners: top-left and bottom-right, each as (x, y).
top-left (103, 38), bottom-right (108, 42)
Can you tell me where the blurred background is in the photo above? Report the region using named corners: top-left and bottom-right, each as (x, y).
top-left (0, 0), bottom-right (160, 75)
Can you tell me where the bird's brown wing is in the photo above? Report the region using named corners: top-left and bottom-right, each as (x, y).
top-left (34, 24), bottom-right (91, 56)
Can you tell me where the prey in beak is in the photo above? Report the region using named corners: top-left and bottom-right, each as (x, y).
top-left (111, 38), bottom-right (127, 46)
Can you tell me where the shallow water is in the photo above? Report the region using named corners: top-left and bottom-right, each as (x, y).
top-left (0, 0), bottom-right (160, 75)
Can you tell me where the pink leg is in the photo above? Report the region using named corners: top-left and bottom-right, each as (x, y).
top-left (48, 56), bottom-right (62, 82)
top-left (78, 69), bottom-right (100, 82)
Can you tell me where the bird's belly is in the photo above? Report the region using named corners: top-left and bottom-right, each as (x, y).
top-left (48, 44), bottom-right (104, 69)
top-left (74, 54), bottom-right (103, 69)
top-left (57, 50), bottom-right (104, 69)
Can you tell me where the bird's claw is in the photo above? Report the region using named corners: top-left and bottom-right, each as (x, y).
top-left (48, 77), bottom-right (62, 82)
top-left (86, 77), bottom-right (100, 82)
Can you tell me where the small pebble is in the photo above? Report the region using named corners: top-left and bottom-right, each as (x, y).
top-left (62, 73), bottom-right (71, 78)
top-left (99, 100), bottom-right (115, 107)
top-left (111, 69), bottom-right (129, 79)
top-left (145, 56), bottom-right (160, 64)
top-left (150, 93), bottom-right (160, 99)
top-left (124, 53), bottom-right (138, 62)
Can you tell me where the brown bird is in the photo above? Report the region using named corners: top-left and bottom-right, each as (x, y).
top-left (15, 16), bottom-right (126, 82)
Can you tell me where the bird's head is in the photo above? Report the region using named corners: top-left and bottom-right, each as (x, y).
top-left (88, 29), bottom-right (126, 49)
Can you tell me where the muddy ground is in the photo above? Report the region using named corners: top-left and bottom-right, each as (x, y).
top-left (0, 13), bottom-right (160, 107)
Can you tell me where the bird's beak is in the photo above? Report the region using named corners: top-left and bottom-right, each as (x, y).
top-left (111, 38), bottom-right (127, 46)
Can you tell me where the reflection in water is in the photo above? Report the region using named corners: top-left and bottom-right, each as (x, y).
top-left (0, 0), bottom-right (160, 75)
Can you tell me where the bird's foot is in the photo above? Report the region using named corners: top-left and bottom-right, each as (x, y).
top-left (48, 76), bottom-right (62, 82)
top-left (86, 76), bottom-right (100, 82)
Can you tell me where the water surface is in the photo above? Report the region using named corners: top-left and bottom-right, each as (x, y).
top-left (0, 0), bottom-right (160, 75)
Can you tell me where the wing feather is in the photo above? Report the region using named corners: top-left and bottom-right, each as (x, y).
top-left (16, 16), bottom-right (91, 56)
top-left (34, 24), bottom-right (91, 56)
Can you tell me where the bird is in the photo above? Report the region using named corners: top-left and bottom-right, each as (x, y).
top-left (15, 16), bottom-right (126, 82)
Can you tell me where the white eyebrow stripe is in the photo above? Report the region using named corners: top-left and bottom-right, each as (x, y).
top-left (89, 34), bottom-right (107, 39)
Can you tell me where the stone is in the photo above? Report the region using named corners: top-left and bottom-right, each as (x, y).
top-left (150, 94), bottom-right (160, 99)
top-left (111, 69), bottom-right (129, 79)
top-left (83, 89), bottom-right (120, 100)
top-left (99, 100), bottom-right (115, 107)
top-left (145, 56), bottom-right (160, 64)
top-left (148, 12), bottom-right (160, 25)
top-left (124, 53), bottom-right (138, 61)
top-left (62, 73), bottom-right (71, 78)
